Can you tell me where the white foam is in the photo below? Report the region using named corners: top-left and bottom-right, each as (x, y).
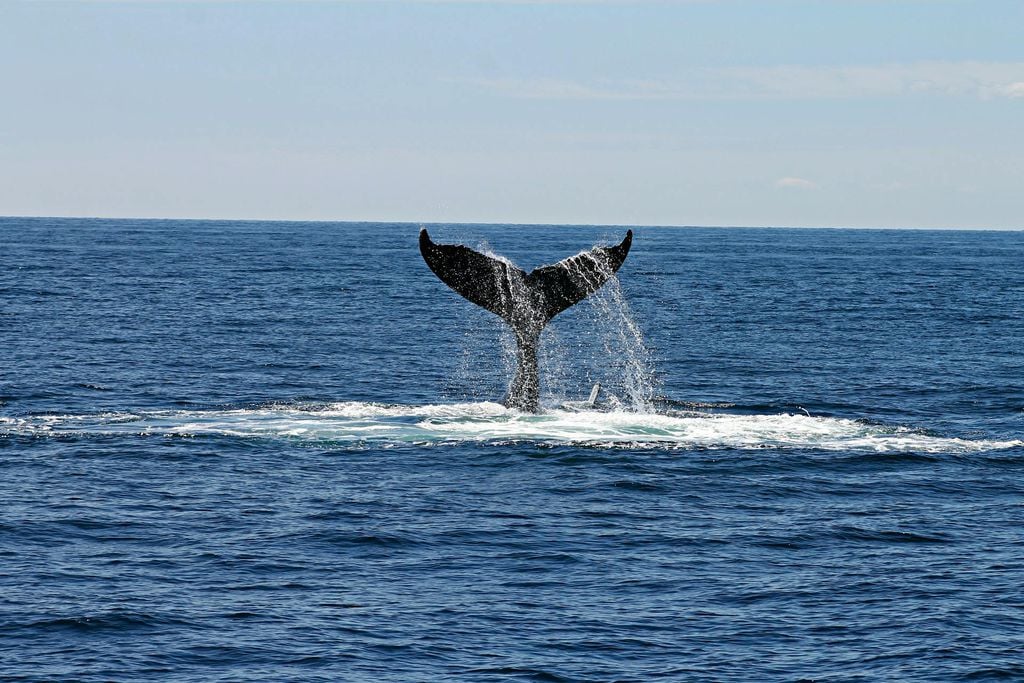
top-left (2, 402), bottom-right (1020, 453)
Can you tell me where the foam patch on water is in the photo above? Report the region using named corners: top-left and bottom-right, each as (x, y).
top-left (2, 402), bottom-right (1021, 453)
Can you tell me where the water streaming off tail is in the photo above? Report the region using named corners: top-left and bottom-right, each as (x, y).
top-left (467, 238), bottom-right (657, 410)
top-left (570, 256), bottom-right (656, 411)
top-left (483, 247), bottom-right (529, 403)
top-left (536, 244), bottom-right (656, 411)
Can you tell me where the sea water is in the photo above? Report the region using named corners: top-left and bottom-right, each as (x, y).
top-left (1, 218), bottom-right (1022, 681)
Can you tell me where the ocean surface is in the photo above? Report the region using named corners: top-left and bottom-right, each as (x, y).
top-left (2, 217), bottom-right (1023, 682)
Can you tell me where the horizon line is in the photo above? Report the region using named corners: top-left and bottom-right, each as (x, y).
top-left (1, 213), bottom-right (1021, 233)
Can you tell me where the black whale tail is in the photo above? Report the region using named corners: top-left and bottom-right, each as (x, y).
top-left (419, 228), bottom-right (633, 412)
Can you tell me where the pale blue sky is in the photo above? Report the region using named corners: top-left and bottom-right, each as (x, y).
top-left (2, 1), bottom-right (1022, 228)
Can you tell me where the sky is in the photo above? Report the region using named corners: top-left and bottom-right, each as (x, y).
top-left (1, 0), bottom-right (1022, 229)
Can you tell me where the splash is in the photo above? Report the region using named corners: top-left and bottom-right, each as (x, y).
top-left (3, 403), bottom-right (1020, 453)
top-left (574, 263), bottom-right (656, 411)
top-left (470, 239), bottom-right (656, 411)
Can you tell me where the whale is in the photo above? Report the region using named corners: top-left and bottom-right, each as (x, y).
top-left (419, 228), bottom-right (632, 412)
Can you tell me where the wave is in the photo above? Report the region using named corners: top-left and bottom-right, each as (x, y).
top-left (2, 402), bottom-right (1020, 453)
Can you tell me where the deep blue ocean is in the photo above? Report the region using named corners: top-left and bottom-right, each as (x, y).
top-left (2, 217), bottom-right (1023, 682)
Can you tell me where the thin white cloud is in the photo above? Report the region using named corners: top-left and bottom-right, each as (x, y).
top-left (775, 177), bottom-right (818, 190)
top-left (54, 0), bottom-right (719, 3)
top-left (458, 61), bottom-right (1024, 101)
top-left (456, 77), bottom-right (674, 100)
top-left (870, 181), bottom-right (906, 193)
top-left (390, 0), bottom-right (716, 3)
top-left (999, 82), bottom-right (1024, 98)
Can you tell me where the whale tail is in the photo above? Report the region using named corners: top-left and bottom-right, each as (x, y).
top-left (419, 228), bottom-right (633, 412)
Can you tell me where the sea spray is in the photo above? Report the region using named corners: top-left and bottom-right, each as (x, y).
top-left (446, 323), bottom-right (506, 402)
top-left (578, 260), bottom-right (657, 411)
top-left (445, 238), bottom-right (660, 410)
top-left (4, 404), bottom-right (1021, 453)
top-left (542, 244), bottom-right (658, 411)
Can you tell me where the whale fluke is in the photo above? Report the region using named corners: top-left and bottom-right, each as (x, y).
top-left (418, 230), bottom-right (528, 324)
top-left (419, 228), bottom-right (633, 412)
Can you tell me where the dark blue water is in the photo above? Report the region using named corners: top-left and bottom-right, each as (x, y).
top-left (2, 217), bottom-right (1023, 682)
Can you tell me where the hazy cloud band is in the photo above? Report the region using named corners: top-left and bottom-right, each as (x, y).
top-left (459, 62), bottom-right (1024, 101)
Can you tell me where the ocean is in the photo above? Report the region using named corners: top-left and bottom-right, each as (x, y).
top-left (2, 217), bottom-right (1022, 681)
